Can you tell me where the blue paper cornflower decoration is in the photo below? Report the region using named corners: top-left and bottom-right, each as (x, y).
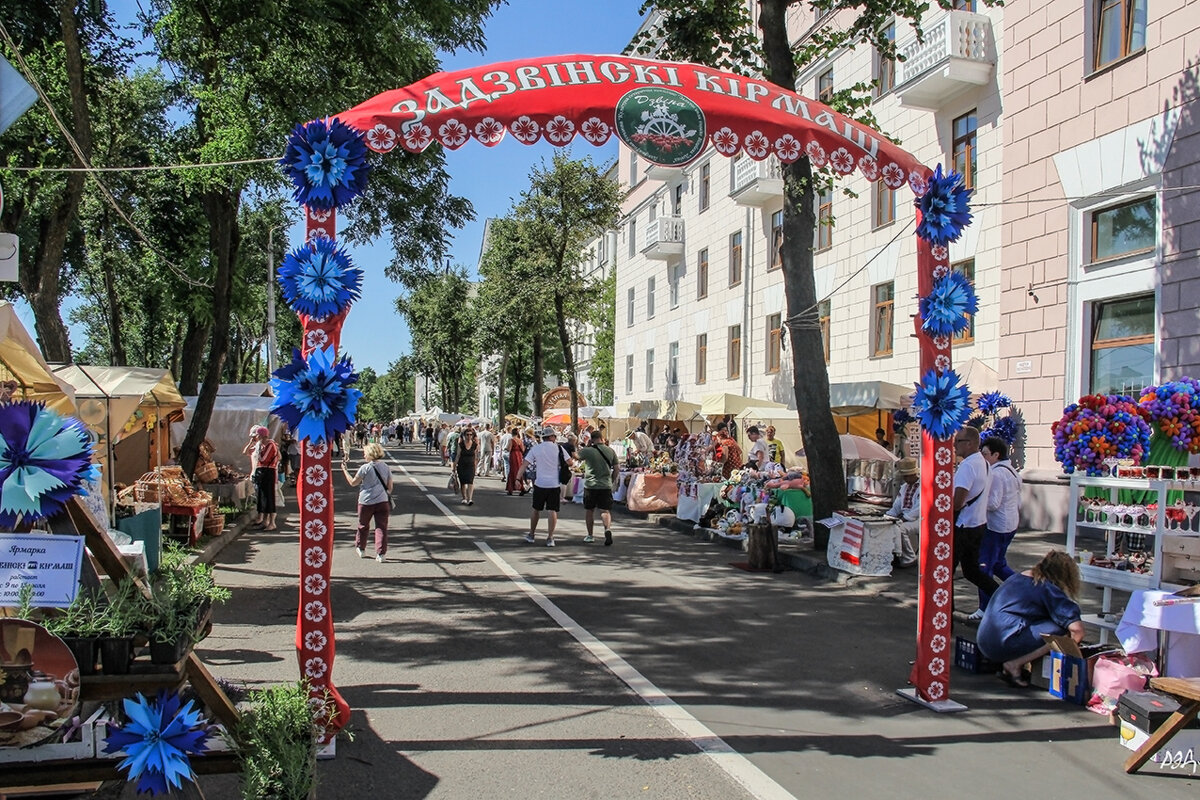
top-left (982, 416), bottom-right (1019, 446)
top-left (976, 390), bottom-right (1012, 417)
top-left (270, 347), bottom-right (362, 444)
top-left (912, 368), bottom-right (972, 440)
top-left (919, 270), bottom-right (978, 338)
top-left (280, 118), bottom-right (370, 211)
top-left (278, 239), bottom-right (362, 319)
top-left (915, 164), bottom-right (972, 246)
top-left (0, 402), bottom-right (96, 528)
top-left (104, 691), bottom-right (209, 796)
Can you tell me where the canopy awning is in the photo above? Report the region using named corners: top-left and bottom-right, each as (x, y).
top-left (700, 392), bottom-right (787, 417)
top-left (217, 383), bottom-right (273, 397)
top-left (633, 399), bottom-right (702, 420)
top-left (52, 364), bottom-right (186, 444)
top-left (959, 357), bottom-right (1000, 395)
top-left (828, 381), bottom-right (911, 416)
top-left (0, 303), bottom-right (75, 414)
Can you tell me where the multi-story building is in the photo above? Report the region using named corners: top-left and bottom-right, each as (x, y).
top-left (999, 0), bottom-right (1200, 528)
top-left (589, 1), bottom-right (1198, 529)
top-left (613, 4), bottom-right (1005, 416)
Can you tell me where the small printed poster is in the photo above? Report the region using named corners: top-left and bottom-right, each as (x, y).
top-left (0, 533), bottom-right (85, 608)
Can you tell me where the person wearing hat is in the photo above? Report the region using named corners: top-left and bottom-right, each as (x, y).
top-left (884, 457), bottom-right (921, 568)
top-left (243, 425), bottom-right (280, 531)
top-left (524, 428), bottom-right (569, 546)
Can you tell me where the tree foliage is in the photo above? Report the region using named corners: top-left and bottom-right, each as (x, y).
top-left (396, 270), bottom-right (477, 412)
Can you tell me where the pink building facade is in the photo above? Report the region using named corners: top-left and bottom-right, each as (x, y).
top-left (1000, 0), bottom-right (1200, 527)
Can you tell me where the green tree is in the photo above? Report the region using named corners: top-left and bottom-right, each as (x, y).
top-left (140, 0), bottom-right (501, 476)
top-left (588, 270), bottom-right (616, 404)
top-left (397, 270), bottom-right (477, 412)
top-left (639, 0), bottom-right (993, 522)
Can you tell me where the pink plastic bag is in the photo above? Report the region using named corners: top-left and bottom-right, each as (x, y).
top-left (1086, 652), bottom-right (1158, 715)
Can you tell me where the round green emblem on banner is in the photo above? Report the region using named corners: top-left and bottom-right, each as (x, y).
top-left (614, 87), bottom-right (706, 167)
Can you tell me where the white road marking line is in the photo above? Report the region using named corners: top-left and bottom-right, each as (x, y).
top-left (476, 540), bottom-right (798, 800)
top-left (391, 460), bottom-right (470, 529)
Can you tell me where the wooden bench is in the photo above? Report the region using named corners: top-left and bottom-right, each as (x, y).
top-left (1123, 676), bottom-right (1200, 773)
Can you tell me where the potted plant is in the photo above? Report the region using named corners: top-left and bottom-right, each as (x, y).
top-left (233, 682), bottom-right (321, 800)
top-left (98, 578), bottom-right (147, 675)
top-left (143, 544), bottom-right (231, 664)
top-left (43, 589), bottom-right (104, 675)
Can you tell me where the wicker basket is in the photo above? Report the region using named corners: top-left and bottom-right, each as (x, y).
top-left (194, 460), bottom-right (218, 484)
top-left (203, 512), bottom-right (225, 535)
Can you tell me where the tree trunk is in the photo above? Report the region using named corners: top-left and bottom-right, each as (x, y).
top-left (532, 331), bottom-right (545, 418)
top-left (100, 213), bottom-right (127, 366)
top-left (17, 2), bottom-right (93, 363)
top-left (170, 318), bottom-right (183, 380)
top-left (178, 316), bottom-right (209, 396)
top-left (179, 190), bottom-right (240, 477)
top-left (553, 294), bottom-right (580, 432)
top-left (760, 0), bottom-right (846, 523)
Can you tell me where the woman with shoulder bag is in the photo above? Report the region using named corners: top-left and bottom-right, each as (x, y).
top-left (341, 442), bottom-right (393, 562)
top-left (455, 428), bottom-right (480, 505)
top-left (506, 427), bottom-right (526, 496)
top-left (244, 426), bottom-right (280, 531)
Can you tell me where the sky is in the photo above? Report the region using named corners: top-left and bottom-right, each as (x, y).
top-left (337, 0), bottom-right (648, 373)
top-left (13, 1), bottom-right (649, 375)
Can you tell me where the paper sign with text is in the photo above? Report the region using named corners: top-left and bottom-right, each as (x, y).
top-left (0, 534), bottom-right (85, 608)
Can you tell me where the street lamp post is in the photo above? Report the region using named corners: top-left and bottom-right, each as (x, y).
top-left (266, 224), bottom-right (286, 374)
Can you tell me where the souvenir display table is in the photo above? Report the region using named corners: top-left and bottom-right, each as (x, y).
top-left (676, 481), bottom-right (723, 523)
top-left (824, 513), bottom-right (903, 577)
top-left (772, 488), bottom-right (813, 523)
top-left (207, 476), bottom-right (254, 509)
top-left (1117, 590), bottom-right (1200, 678)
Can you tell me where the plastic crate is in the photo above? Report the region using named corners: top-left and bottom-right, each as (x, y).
top-left (954, 636), bottom-right (999, 674)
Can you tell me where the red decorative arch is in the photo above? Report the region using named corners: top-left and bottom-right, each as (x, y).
top-left (292, 56), bottom-right (965, 740)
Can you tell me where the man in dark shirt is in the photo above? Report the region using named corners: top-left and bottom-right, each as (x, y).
top-left (577, 431), bottom-right (618, 545)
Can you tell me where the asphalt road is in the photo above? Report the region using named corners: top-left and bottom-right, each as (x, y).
top-left (188, 445), bottom-right (1199, 799)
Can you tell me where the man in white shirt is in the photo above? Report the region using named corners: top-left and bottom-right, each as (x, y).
top-left (478, 423), bottom-right (496, 477)
top-left (973, 436), bottom-right (1023, 618)
top-left (953, 427), bottom-right (999, 614)
top-left (498, 428), bottom-right (513, 480)
top-left (745, 426), bottom-right (769, 470)
top-left (524, 429), bottom-right (567, 546)
top-left (631, 426), bottom-right (654, 458)
top-left (885, 457), bottom-right (920, 568)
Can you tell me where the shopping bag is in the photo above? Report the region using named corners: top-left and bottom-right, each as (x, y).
top-left (1086, 652), bottom-right (1157, 715)
top-left (447, 472), bottom-right (459, 491)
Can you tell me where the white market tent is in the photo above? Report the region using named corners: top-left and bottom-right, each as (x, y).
top-left (171, 389), bottom-right (281, 472)
top-left (700, 392), bottom-right (787, 417)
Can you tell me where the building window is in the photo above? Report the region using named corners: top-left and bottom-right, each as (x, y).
top-left (645, 348), bottom-right (655, 392)
top-left (649, 203), bottom-right (657, 223)
top-left (628, 154), bottom-right (639, 186)
top-left (1089, 293), bottom-right (1154, 395)
top-left (873, 182), bottom-right (895, 228)
top-left (668, 341), bottom-right (679, 385)
top-left (669, 265), bottom-right (680, 309)
top-left (627, 287), bottom-right (635, 326)
top-left (697, 248), bottom-right (709, 299)
top-left (699, 163), bottom-right (711, 212)
top-left (1094, 0), bottom-right (1146, 71)
top-left (696, 333), bottom-right (707, 384)
top-left (952, 110), bottom-right (977, 190)
top-left (770, 210), bottom-right (784, 271)
top-left (672, 183), bottom-right (683, 215)
top-left (816, 188), bottom-right (833, 251)
top-left (628, 218), bottom-right (636, 257)
top-left (951, 259), bottom-right (975, 345)
top-left (875, 23), bottom-right (896, 96)
top-left (728, 324), bottom-right (742, 379)
top-left (647, 277), bottom-right (656, 319)
top-left (818, 299), bottom-right (831, 364)
top-left (872, 282), bottom-right (894, 357)
top-left (817, 68), bottom-right (834, 103)
top-left (953, 0), bottom-right (977, 9)
top-left (625, 354), bottom-right (634, 395)
top-left (1090, 196), bottom-right (1156, 263)
top-left (729, 231), bottom-right (743, 286)
top-left (766, 313), bottom-right (782, 373)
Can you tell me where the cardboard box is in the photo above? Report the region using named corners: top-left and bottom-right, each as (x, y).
top-left (1041, 635), bottom-right (1120, 704)
top-left (1118, 721), bottom-right (1200, 770)
top-left (1118, 690), bottom-right (1184, 734)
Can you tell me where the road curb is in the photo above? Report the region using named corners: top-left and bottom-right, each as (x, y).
top-left (190, 512), bottom-right (255, 566)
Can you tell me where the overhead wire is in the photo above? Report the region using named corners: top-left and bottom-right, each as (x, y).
top-left (0, 19), bottom-right (211, 288)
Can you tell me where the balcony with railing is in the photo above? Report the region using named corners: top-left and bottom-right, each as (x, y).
top-left (893, 10), bottom-right (995, 111)
top-left (729, 156), bottom-right (784, 207)
top-left (642, 217), bottom-right (685, 261)
top-left (644, 162), bottom-right (684, 181)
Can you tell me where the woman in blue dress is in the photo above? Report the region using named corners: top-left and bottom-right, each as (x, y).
top-left (976, 550), bottom-right (1084, 688)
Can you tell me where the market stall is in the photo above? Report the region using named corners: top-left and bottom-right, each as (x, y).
top-left (0, 302), bottom-right (76, 414)
top-left (170, 389), bottom-right (281, 473)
